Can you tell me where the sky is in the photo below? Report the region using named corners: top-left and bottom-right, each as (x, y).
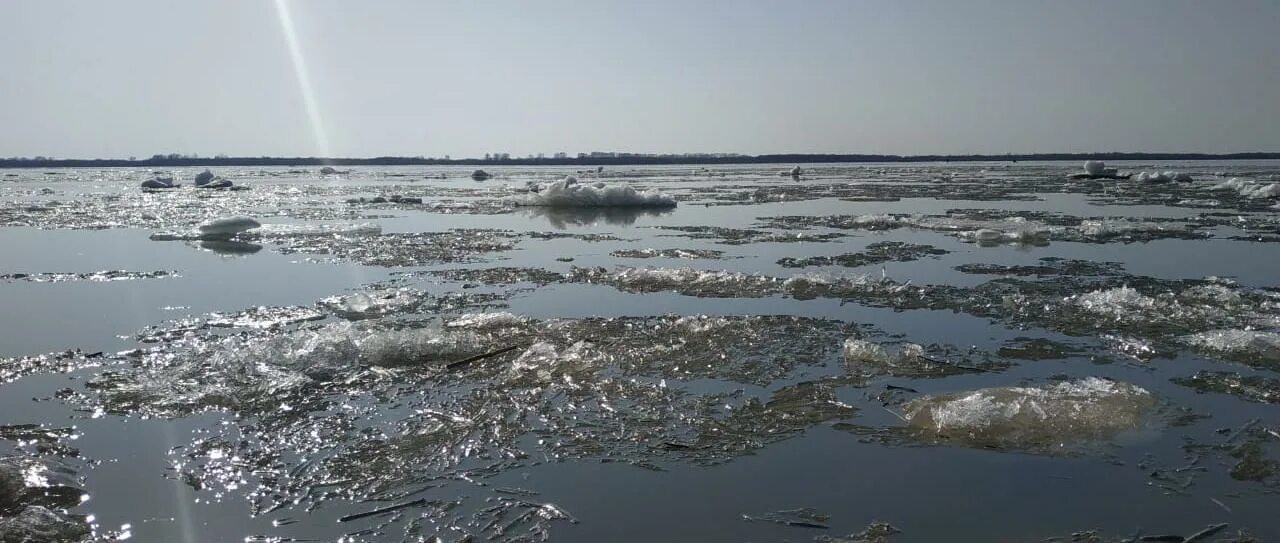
top-left (1, 0), bottom-right (1278, 159)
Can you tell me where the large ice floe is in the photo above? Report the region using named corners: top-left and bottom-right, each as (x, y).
top-left (1084, 160), bottom-right (1114, 177)
top-left (0, 456), bottom-right (89, 542)
top-left (1068, 286), bottom-right (1159, 321)
top-left (318, 287), bottom-right (423, 320)
top-left (757, 213), bottom-right (1204, 245)
top-left (1212, 177), bottom-right (1280, 199)
top-left (89, 321), bottom-right (495, 413)
top-left (197, 215), bottom-right (260, 236)
top-left (150, 215), bottom-right (263, 242)
top-left (514, 176), bottom-right (676, 207)
top-left (902, 378), bottom-right (1156, 449)
top-left (140, 174), bottom-right (177, 189)
top-left (252, 222), bottom-right (382, 237)
top-left (72, 310), bottom-right (863, 528)
top-left (569, 266), bottom-right (913, 300)
top-left (1068, 160), bottom-right (1127, 180)
top-left (1134, 171), bottom-right (1193, 184)
top-left (1180, 329), bottom-right (1280, 363)
top-left (0, 505), bottom-right (89, 542)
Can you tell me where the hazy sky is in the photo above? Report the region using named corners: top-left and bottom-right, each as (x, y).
top-left (2, 0), bottom-right (1277, 158)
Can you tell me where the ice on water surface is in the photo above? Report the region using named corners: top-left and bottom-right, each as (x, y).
top-left (1212, 177), bottom-right (1280, 199)
top-left (516, 176), bottom-right (677, 207)
top-left (903, 378), bottom-right (1156, 449)
top-left (197, 215), bottom-right (260, 235)
top-left (1181, 329), bottom-right (1280, 361)
top-left (5, 162), bottom-right (1280, 542)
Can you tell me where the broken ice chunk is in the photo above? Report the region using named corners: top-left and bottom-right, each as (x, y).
top-left (902, 377), bottom-right (1155, 449)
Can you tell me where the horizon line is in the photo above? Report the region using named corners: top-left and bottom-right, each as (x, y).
top-left (2, 151), bottom-right (1280, 168)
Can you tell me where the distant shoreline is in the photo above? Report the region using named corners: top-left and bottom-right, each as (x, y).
top-left (2, 152), bottom-right (1278, 169)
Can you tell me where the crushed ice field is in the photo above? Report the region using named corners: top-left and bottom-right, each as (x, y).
top-left (2, 162), bottom-right (1279, 542)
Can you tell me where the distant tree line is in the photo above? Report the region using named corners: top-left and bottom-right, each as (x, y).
top-left (1, 152), bottom-right (1278, 169)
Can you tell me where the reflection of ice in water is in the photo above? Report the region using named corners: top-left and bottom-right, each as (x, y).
top-left (522, 205), bottom-right (672, 228)
top-left (197, 240), bottom-right (262, 255)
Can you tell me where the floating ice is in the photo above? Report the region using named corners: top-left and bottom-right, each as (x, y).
top-left (0, 270), bottom-right (176, 283)
top-left (1211, 178), bottom-right (1280, 199)
top-left (1069, 286), bottom-right (1157, 320)
top-left (195, 177), bottom-right (233, 189)
top-left (198, 216), bottom-right (261, 236)
top-left (1134, 171), bottom-right (1192, 184)
top-left (0, 505), bottom-right (90, 542)
top-left (1084, 161), bottom-right (1114, 176)
top-left (152, 216), bottom-right (264, 242)
top-left (1068, 160), bottom-right (1124, 179)
top-left (94, 322), bottom-right (490, 412)
top-left (319, 166), bottom-right (339, 175)
top-left (140, 177), bottom-right (175, 189)
top-left (470, 169), bottom-right (491, 180)
top-left (598, 266), bottom-right (774, 295)
top-left (841, 338), bottom-right (978, 376)
top-left (516, 176), bottom-right (676, 208)
top-left (778, 242), bottom-right (947, 268)
top-left (790, 166), bottom-right (803, 177)
top-left (760, 213), bottom-right (1202, 244)
top-left (1174, 371), bottom-right (1280, 404)
top-left (1181, 329), bottom-right (1280, 361)
top-left (957, 224), bottom-right (1050, 245)
top-left (842, 214), bottom-right (904, 229)
top-left (194, 169), bottom-right (215, 185)
top-left (445, 312), bottom-right (526, 329)
top-left (903, 377), bottom-right (1155, 448)
top-left (507, 340), bottom-right (598, 383)
top-left (782, 271), bottom-right (908, 298)
top-left (0, 456), bottom-right (87, 541)
top-left (571, 265), bottom-right (914, 301)
top-left (842, 339), bottom-right (891, 366)
top-left (318, 288), bottom-right (421, 320)
top-left (612, 248), bottom-right (725, 260)
top-left (254, 222), bottom-right (382, 237)
top-left (0, 458), bottom-right (22, 510)
top-left (1073, 219), bottom-right (1189, 240)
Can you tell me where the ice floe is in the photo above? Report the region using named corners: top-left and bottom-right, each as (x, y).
top-left (198, 216), bottom-right (261, 236)
top-left (515, 176), bottom-right (676, 208)
top-left (1211, 177), bottom-right (1280, 199)
top-left (140, 176), bottom-right (176, 189)
top-left (903, 377), bottom-right (1156, 449)
top-left (1181, 329), bottom-right (1280, 362)
top-left (318, 288), bottom-right (422, 320)
top-left (1134, 171), bottom-right (1193, 184)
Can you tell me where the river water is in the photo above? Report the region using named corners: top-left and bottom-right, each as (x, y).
top-left (1, 162), bottom-right (1278, 542)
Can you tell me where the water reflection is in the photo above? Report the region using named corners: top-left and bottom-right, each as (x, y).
top-left (196, 240), bottom-right (263, 255)
top-left (521, 206), bottom-right (673, 228)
